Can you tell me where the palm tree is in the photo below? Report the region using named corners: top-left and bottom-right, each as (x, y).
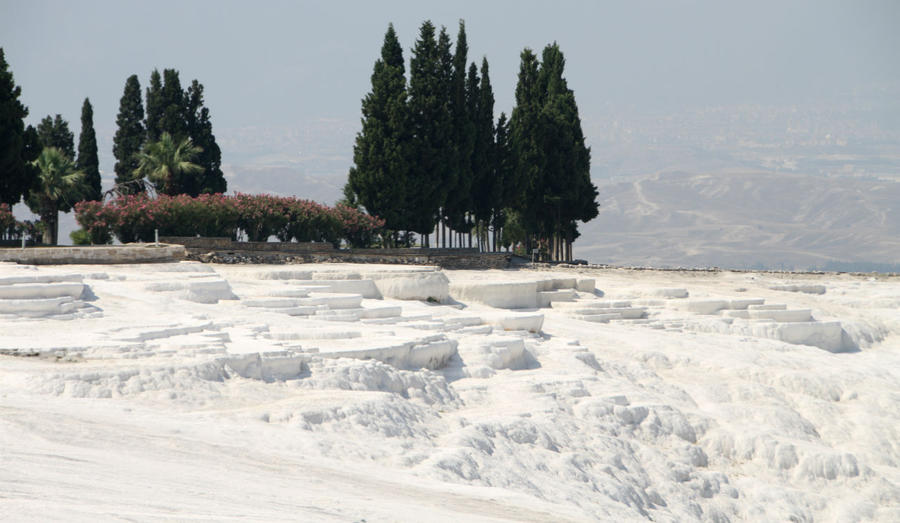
top-left (27, 147), bottom-right (86, 245)
top-left (133, 132), bottom-right (203, 195)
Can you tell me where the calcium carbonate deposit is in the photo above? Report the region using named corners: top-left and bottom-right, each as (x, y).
top-left (1, 261), bottom-right (898, 521)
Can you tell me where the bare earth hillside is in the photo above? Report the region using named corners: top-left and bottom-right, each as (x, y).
top-left (578, 171), bottom-right (900, 270)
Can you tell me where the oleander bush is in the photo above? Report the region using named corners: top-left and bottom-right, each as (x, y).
top-left (74, 193), bottom-right (385, 247)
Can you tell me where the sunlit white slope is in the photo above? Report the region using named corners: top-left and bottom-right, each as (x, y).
top-left (0, 262), bottom-right (898, 521)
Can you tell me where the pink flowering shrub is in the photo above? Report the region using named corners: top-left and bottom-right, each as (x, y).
top-left (332, 204), bottom-right (385, 248)
top-left (71, 200), bottom-right (113, 244)
top-left (277, 197), bottom-right (340, 245)
top-left (74, 193), bottom-right (384, 247)
top-left (233, 193), bottom-right (289, 241)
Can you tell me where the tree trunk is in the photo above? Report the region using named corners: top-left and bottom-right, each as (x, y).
top-left (41, 203), bottom-right (58, 245)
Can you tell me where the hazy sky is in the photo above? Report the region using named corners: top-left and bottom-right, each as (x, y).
top-left (3, 0), bottom-right (898, 132)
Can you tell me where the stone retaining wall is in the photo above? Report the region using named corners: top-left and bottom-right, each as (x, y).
top-left (160, 237), bottom-right (334, 253)
top-left (187, 250), bottom-right (510, 270)
top-left (163, 237), bottom-right (509, 269)
top-left (0, 244), bottom-right (185, 265)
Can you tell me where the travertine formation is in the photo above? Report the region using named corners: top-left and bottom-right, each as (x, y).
top-left (1, 261), bottom-right (898, 521)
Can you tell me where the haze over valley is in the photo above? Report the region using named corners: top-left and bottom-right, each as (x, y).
top-left (209, 96), bottom-right (900, 270)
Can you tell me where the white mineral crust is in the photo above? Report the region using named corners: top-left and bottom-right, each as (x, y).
top-left (1, 261), bottom-right (898, 521)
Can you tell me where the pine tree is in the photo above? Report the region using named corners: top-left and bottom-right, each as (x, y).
top-left (407, 21), bottom-right (452, 242)
top-left (36, 115), bottom-right (75, 160)
top-left (346, 24), bottom-right (410, 243)
top-left (185, 80), bottom-right (226, 195)
top-left (144, 69), bottom-right (163, 142)
top-left (76, 98), bottom-right (101, 201)
top-left (0, 48), bottom-right (38, 206)
top-left (113, 74), bottom-right (145, 194)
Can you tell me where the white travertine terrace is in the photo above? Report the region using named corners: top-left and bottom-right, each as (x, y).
top-left (1, 261), bottom-right (898, 521)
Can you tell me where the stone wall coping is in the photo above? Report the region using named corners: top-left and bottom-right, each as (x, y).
top-left (0, 244), bottom-right (186, 265)
top-left (161, 237), bottom-right (485, 256)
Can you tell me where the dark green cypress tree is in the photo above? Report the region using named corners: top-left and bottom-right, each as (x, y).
top-left (407, 21), bottom-right (452, 242)
top-left (0, 48), bottom-right (38, 206)
top-left (185, 80), bottom-right (226, 195)
top-left (76, 98), bottom-right (101, 201)
top-left (493, 111), bottom-right (513, 249)
top-left (442, 21), bottom-right (474, 240)
top-left (144, 69), bottom-right (220, 196)
top-left (535, 43), bottom-right (567, 249)
top-left (436, 26), bottom-right (456, 245)
top-left (470, 58), bottom-right (495, 231)
top-left (113, 74), bottom-right (145, 193)
top-left (513, 43), bottom-right (598, 261)
top-left (509, 48), bottom-right (543, 245)
top-left (346, 23), bottom-right (410, 243)
top-left (144, 69), bottom-right (163, 142)
top-left (36, 115), bottom-right (75, 160)
top-left (158, 69), bottom-right (188, 141)
top-left (537, 44), bottom-right (597, 259)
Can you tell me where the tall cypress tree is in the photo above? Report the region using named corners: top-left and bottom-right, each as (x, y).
top-left (113, 74), bottom-right (145, 193)
top-left (345, 24), bottom-right (410, 243)
top-left (0, 48), bottom-right (38, 206)
top-left (509, 43), bottom-right (598, 260)
top-left (470, 58), bottom-right (495, 230)
top-left (142, 70), bottom-right (223, 196)
top-left (158, 69), bottom-right (187, 140)
top-left (493, 111), bottom-right (513, 250)
top-left (538, 44), bottom-right (597, 259)
top-left (36, 115), bottom-right (75, 160)
top-left (436, 26), bottom-right (456, 245)
top-left (509, 48), bottom-right (543, 245)
top-left (185, 80), bottom-right (226, 195)
top-left (407, 21), bottom-right (451, 242)
top-left (76, 98), bottom-right (101, 201)
top-left (144, 69), bottom-right (163, 142)
top-left (443, 21), bottom-right (474, 239)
